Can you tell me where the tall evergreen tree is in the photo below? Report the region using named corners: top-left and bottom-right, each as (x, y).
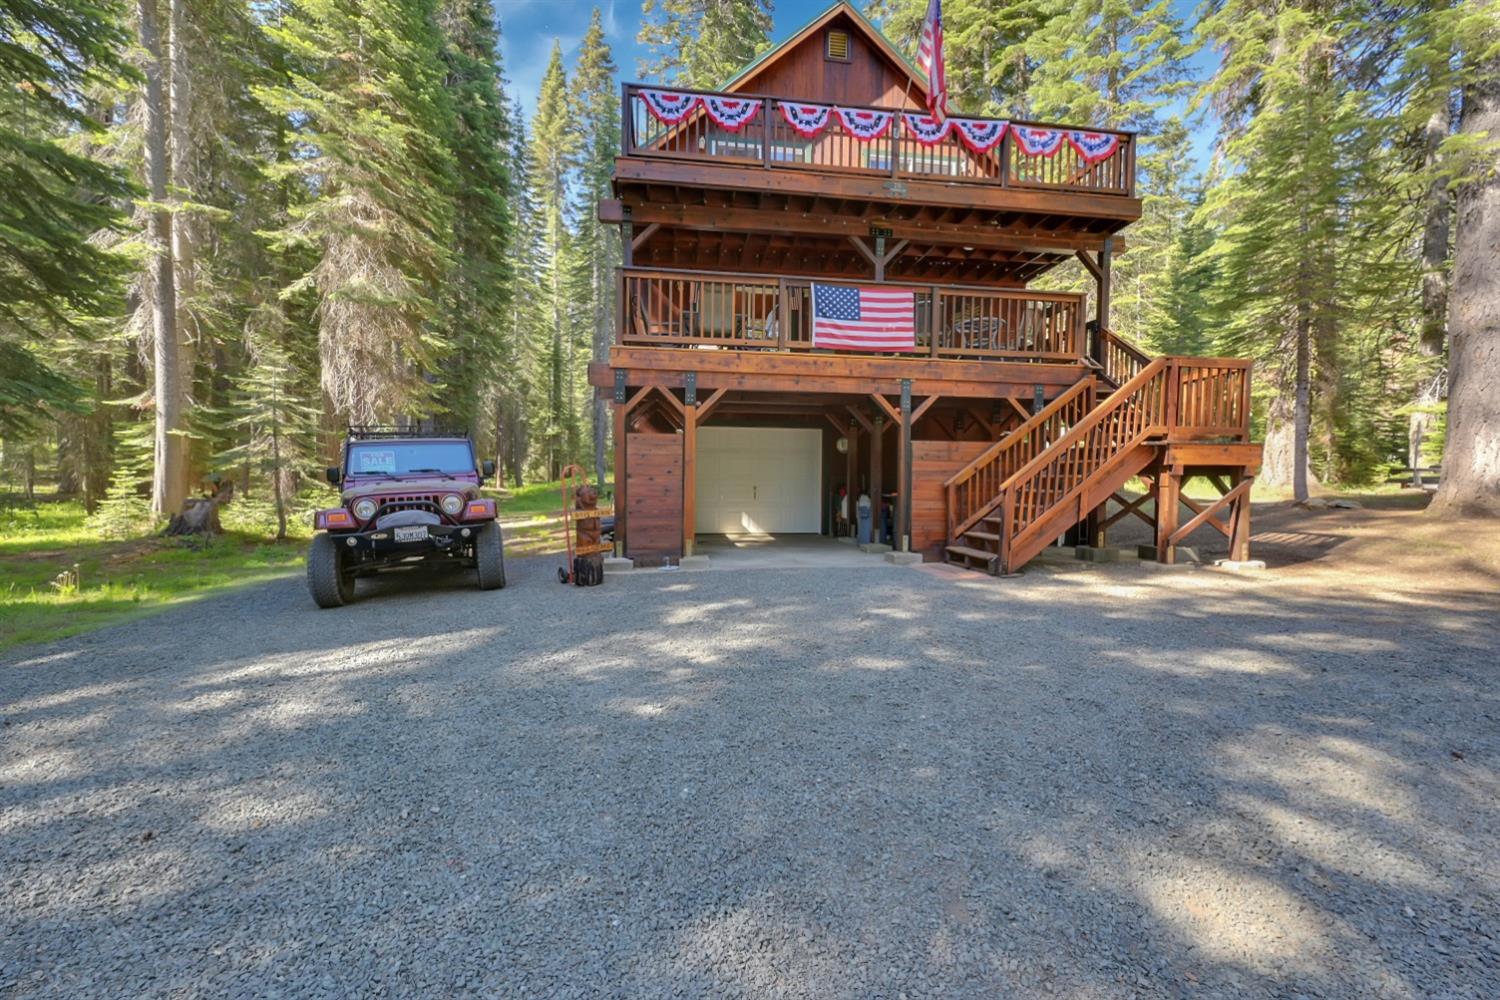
top-left (530, 41), bottom-right (579, 478)
top-left (435, 0), bottom-right (514, 439)
top-left (638, 0), bottom-right (773, 87)
top-left (573, 8), bottom-right (621, 485)
top-left (256, 0), bottom-right (458, 425)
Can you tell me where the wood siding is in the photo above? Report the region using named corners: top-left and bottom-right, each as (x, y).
top-left (730, 12), bottom-right (922, 109)
top-left (911, 440), bottom-right (990, 560)
top-left (626, 432), bottom-right (683, 565)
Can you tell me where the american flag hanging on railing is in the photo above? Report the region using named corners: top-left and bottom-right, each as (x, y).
top-left (811, 283), bottom-right (917, 353)
top-left (917, 0), bottom-right (949, 122)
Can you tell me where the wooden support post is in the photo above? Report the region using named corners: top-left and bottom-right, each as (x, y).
top-left (870, 413), bottom-right (884, 543)
top-left (1228, 474), bottom-right (1253, 561)
top-left (899, 380), bottom-right (912, 552)
top-left (1154, 467), bottom-right (1180, 564)
top-left (613, 375), bottom-right (628, 556)
top-left (682, 398), bottom-right (697, 557)
top-left (1097, 236), bottom-right (1113, 338)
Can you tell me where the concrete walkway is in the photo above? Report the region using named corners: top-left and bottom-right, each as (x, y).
top-left (692, 533), bottom-right (893, 570)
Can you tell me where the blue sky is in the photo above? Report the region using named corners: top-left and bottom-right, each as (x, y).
top-left (496, 0), bottom-right (1218, 168)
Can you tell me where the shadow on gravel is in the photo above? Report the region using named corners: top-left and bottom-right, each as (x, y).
top-left (2, 557), bottom-right (1498, 998)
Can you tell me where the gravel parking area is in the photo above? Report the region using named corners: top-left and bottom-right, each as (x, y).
top-left (3, 550), bottom-right (1499, 998)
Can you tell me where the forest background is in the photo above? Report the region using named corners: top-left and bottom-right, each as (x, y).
top-left (2, 0), bottom-right (1498, 543)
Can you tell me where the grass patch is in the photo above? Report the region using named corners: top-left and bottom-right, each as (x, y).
top-left (0, 499), bottom-right (308, 653)
top-left (495, 475), bottom-right (614, 559)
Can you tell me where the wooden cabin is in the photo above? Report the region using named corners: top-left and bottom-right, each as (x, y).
top-left (591, 1), bottom-right (1261, 574)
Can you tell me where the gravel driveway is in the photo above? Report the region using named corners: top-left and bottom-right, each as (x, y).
top-left (3, 554), bottom-right (1498, 998)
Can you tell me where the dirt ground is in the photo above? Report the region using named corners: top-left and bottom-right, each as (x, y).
top-left (1104, 489), bottom-right (1500, 595)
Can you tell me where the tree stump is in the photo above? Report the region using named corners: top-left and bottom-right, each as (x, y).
top-left (162, 480), bottom-right (234, 537)
top-left (573, 483), bottom-right (604, 586)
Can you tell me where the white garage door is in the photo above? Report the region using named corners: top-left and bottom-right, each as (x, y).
top-left (696, 427), bottom-right (822, 534)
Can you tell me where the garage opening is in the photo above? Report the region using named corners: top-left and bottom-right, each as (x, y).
top-left (695, 426), bottom-right (822, 535)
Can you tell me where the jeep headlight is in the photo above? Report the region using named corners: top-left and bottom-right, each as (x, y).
top-left (352, 498), bottom-right (378, 520)
top-left (440, 494), bottom-right (464, 516)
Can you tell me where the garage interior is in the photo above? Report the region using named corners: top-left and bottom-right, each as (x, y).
top-left (615, 384), bottom-right (1042, 567)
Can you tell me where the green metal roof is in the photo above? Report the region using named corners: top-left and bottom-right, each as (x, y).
top-left (717, 1), bottom-right (929, 94)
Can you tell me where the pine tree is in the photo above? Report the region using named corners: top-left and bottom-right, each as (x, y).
top-left (573, 8), bottom-right (621, 485)
top-left (638, 0), bottom-right (773, 87)
top-left (1194, 2), bottom-right (1375, 498)
top-left (0, 0), bottom-right (133, 460)
top-left (435, 0), bottom-right (514, 439)
top-left (530, 41), bottom-right (579, 478)
top-left (871, 0), bottom-right (1055, 116)
top-left (255, 0), bottom-right (458, 425)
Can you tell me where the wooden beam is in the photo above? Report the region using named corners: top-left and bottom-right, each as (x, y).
top-left (617, 199), bottom-right (1131, 254)
top-left (846, 405), bottom-right (874, 433)
top-left (869, 393), bottom-right (900, 424)
top-left (911, 394), bottom-right (941, 425)
top-left (1074, 249), bottom-right (1101, 282)
top-left (695, 386), bottom-right (728, 422)
top-left (613, 159), bottom-right (1144, 223)
top-left (848, 235), bottom-right (878, 267)
top-left (1170, 479), bottom-right (1250, 546)
top-left (630, 222), bottom-right (659, 251)
top-left (682, 402), bottom-right (697, 556)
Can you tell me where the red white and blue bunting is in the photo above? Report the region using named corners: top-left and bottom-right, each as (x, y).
top-left (639, 88), bottom-right (700, 125)
top-left (778, 102), bottom-right (832, 139)
top-left (835, 107), bottom-right (895, 142)
top-left (702, 95), bottom-right (761, 132)
top-left (1010, 125), bottom-right (1067, 157)
top-left (1067, 130), bottom-right (1120, 163)
top-left (951, 117), bottom-right (1008, 154)
top-left (902, 113), bottom-right (952, 146)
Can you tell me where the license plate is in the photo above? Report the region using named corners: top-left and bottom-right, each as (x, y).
top-left (394, 526), bottom-right (428, 543)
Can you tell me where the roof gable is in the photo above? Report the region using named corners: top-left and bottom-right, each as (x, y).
top-left (720, 1), bottom-right (929, 105)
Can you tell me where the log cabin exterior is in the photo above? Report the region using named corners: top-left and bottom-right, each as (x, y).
top-left (591, 2), bottom-right (1261, 573)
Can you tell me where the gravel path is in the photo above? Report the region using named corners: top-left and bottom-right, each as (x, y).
top-left (3, 553), bottom-right (1498, 998)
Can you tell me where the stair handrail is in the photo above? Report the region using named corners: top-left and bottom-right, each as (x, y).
top-left (943, 376), bottom-right (1097, 541)
top-left (995, 357), bottom-right (1170, 568)
top-left (1098, 327), bottom-right (1152, 390)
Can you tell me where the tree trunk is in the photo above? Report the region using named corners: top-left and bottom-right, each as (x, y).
top-left (1431, 50), bottom-right (1500, 517)
top-left (168, 0), bottom-right (197, 479)
top-left (1293, 309), bottom-right (1312, 502)
top-left (139, 0), bottom-right (186, 517)
top-left (1420, 99), bottom-right (1453, 356)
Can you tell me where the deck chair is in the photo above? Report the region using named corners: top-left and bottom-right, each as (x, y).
top-left (695, 284), bottom-right (739, 341)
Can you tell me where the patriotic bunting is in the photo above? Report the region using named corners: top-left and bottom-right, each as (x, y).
top-left (835, 107), bottom-right (895, 142)
top-left (1011, 125), bottom-right (1067, 157)
top-left (639, 88), bottom-right (700, 125)
top-left (902, 113), bottom-right (952, 146)
top-left (702, 96), bottom-right (761, 132)
top-left (951, 118), bottom-right (1008, 154)
top-left (1068, 130), bottom-right (1120, 163)
top-left (778, 102), bottom-right (832, 139)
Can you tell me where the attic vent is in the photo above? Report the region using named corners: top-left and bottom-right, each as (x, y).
top-left (826, 29), bottom-right (851, 61)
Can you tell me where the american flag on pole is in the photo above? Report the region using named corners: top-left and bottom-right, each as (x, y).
top-left (811, 283), bottom-right (917, 353)
top-left (916, 0), bottom-right (949, 122)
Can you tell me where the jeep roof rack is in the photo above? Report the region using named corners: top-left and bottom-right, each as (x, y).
top-left (346, 425), bottom-right (470, 440)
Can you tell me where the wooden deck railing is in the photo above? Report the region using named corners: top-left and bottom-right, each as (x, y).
top-left (1098, 327), bottom-right (1152, 390)
top-left (619, 267), bottom-right (1087, 361)
top-left (1170, 359), bottom-right (1252, 441)
top-left (622, 83), bottom-right (1136, 199)
top-left (943, 378), bottom-right (1096, 541)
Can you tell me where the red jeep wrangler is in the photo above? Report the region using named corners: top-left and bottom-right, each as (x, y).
top-left (307, 428), bottom-right (505, 607)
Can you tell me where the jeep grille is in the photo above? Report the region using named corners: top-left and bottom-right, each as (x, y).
top-left (374, 494), bottom-right (442, 519)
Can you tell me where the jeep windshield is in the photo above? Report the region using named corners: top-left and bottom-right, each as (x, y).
top-left (346, 441), bottom-right (475, 477)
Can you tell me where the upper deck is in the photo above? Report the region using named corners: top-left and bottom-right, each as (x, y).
top-left (614, 82), bottom-right (1140, 246)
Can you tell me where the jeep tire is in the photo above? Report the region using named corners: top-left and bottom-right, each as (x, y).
top-left (307, 533), bottom-right (356, 607)
top-left (475, 521), bottom-right (506, 590)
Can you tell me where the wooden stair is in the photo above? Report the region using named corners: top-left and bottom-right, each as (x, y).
top-left (943, 340), bottom-right (1255, 576)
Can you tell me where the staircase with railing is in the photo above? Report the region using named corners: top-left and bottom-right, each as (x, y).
top-left (943, 333), bottom-right (1252, 574)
